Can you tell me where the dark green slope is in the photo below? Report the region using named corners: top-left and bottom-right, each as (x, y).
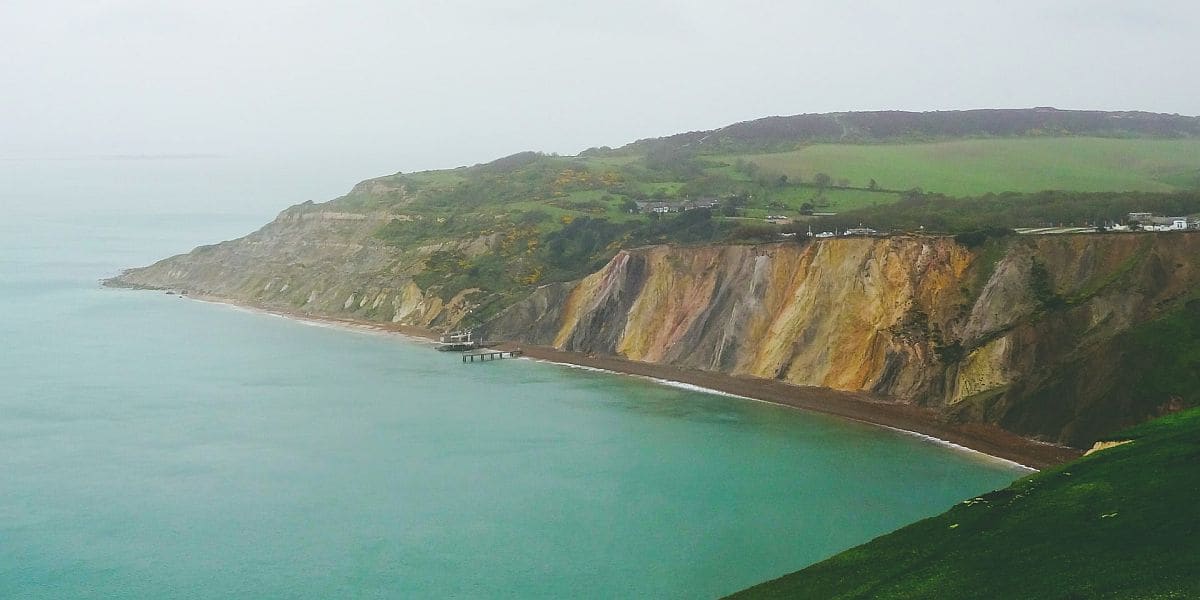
top-left (623, 108), bottom-right (1200, 154)
top-left (727, 408), bottom-right (1200, 600)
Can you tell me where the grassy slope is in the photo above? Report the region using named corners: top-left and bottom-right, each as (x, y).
top-left (312, 113), bottom-right (1200, 330)
top-left (352, 139), bottom-right (1200, 237)
top-left (339, 135), bottom-right (1200, 326)
top-left (731, 138), bottom-right (1200, 196)
top-left (727, 407), bottom-right (1200, 600)
top-left (359, 138), bottom-right (1200, 241)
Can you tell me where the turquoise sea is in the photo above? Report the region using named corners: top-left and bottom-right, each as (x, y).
top-left (0, 158), bottom-right (1026, 598)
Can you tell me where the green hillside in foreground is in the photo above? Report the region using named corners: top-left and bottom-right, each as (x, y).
top-left (727, 407), bottom-right (1200, 600)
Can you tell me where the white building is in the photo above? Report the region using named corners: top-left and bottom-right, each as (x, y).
top-left (1127, 212), bottom-right (1196, 231)
top-left (843, 226), bottom-right (878, 236)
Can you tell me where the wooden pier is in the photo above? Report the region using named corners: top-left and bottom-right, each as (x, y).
top-left (462, 349), bottom-right (523, 363)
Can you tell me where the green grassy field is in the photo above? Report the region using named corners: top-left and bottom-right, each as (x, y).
top-left (726, 138), bottom-right (1200, 196)
top-left (365, 137), bottom-right (1200, 227)
top-left (728, 407), bottom-right (1200, 600)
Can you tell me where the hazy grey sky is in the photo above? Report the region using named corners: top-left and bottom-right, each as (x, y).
top-left (4, 1), bottom-right (1199, 172)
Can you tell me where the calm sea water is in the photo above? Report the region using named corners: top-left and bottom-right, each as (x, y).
top-left (0, 159), bottom-right (1026, 598)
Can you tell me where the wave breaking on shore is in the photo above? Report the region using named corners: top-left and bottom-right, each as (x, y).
top-left (529, 357), bottom-right (1035, 471)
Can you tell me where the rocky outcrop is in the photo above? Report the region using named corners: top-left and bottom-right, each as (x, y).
top-left (1083, 440), bottom-right (1131, 456)
top-left (108, 202), bottom-right (482, 328)
top-left (488, 234), bottom-right (1200, 447)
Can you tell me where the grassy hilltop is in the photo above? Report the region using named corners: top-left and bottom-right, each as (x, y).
top-left (727, 406), bottom-right (1200, 600)
top-left (351, 132), bottom-right (1200, 225)
top-left (344, 108), bottom-right (1200, 222)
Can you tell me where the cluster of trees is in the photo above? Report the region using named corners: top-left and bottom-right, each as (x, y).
top-left (376, 212), bottom-right (493, 246)
top-left (383, 144), bottom-right (893, 228)
top-left (952, 227), bottom-right (1014, 248)
top-left (413, 155), bottom-right (588, 209)
top-left (642, 146), bottom-right (704, 180)
top-left (733, 159), bottom-right (881, 195)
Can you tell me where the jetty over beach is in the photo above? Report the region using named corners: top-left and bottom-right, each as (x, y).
top-left (462, 349), bottom-right (523, 363)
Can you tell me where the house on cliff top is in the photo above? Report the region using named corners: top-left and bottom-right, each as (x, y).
top-left (634, 198), bottom-right (721, 214)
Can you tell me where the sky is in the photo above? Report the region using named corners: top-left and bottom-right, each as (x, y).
top-left (3, 0), bottom-right (1200, 175)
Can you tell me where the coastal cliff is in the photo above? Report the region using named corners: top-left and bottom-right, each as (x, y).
top-left (107, 133), bottom-right (1200, 453)
top-left (111, 201), bottom-right (490, 329)
top-left (111, 208), bottom-right (1199, 449)
top-left (487, 234), bottom-right (1200, 447)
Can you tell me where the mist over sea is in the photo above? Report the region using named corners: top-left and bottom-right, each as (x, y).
top-left (0, 158), bottom-right (1025, 598)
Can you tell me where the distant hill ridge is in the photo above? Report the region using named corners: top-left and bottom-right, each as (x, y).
top-left (613, 108), bottom-right (1200, 154)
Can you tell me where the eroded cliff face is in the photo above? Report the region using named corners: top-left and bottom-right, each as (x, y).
top-left (110, 202), bottom-right (485, 328)
top-left (488, 234), bottom-right (1200, 447)
top-left (508, 240), bottom-right (973, 398)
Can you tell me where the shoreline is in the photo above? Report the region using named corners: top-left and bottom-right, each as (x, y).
top-left (493, 343), bottom-right (1079, 470)
top-left (520, 357), bottom-right (1036, 471)
top-left (134, 288), bottom-right (1081, 470)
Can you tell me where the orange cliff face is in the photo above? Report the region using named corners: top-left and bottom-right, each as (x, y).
top-left (505, 238), bottom-right (973, 398)
top-left (737, 238), bottom-right (970, 394)
top-left (487, 234), bottom-right (1200, 447)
